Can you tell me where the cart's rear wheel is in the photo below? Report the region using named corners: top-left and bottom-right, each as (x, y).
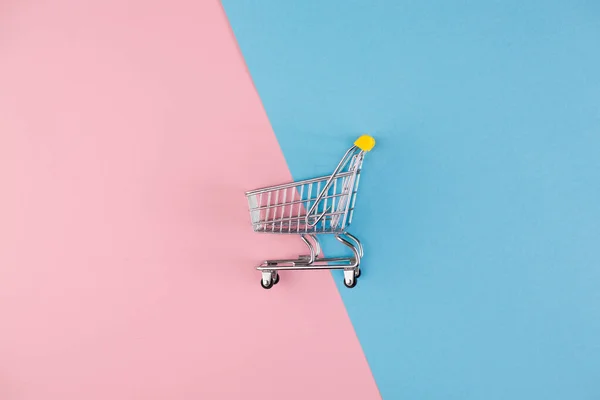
top-left (261, 278), bottom-right (274, 289)
top-left (272, 272), bottom-right (280, 285)
top-left (355, 268), bottom-right (361, 279)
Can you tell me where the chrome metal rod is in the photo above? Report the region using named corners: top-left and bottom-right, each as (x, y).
top-left (335, 234), bottom-right (360, 268)
top-left (257, 265), bottom-right (349, 271)
top-left (257, 256), bottom-right (355, 267)
top-left (300, 234), bottom-right (316, 264)
top-left (245, 171), bottom-right (355, 196)
top-left (306, 146), bottom-right (361, 227)
top-left (343, 232), bottom-right (364, 258)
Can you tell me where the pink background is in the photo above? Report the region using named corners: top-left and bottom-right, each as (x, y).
top-left (0, 1), bottom-right (379, 398)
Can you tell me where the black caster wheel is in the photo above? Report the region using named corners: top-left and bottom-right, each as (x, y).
top-left (355, 269), bottom-right (361, 279)
top-left (261, 279), bottom-right (274, 289)
top-left (272, 273), bottom-right (280, 285)
top-left (343, 276), bottom-right (358, 289)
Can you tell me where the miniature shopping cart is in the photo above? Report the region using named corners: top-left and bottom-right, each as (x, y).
top-left (245, 135), bottom-right (375, 289)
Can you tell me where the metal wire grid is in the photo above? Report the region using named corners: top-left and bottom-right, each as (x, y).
top-left (246, 155), bottom-right (364, 234)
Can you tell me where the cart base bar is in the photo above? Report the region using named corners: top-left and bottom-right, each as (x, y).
top-left (256, 233), bottom-right (363, 290)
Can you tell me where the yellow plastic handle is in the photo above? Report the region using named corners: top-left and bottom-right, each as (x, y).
top-left (354, 134), bottom-right (376, 152)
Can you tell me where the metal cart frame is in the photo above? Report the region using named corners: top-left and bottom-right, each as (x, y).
top-left (245, 135), bottom-right (375, 289)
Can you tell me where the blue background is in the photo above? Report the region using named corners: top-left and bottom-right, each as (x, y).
top-left (222, 1), bottom-right (600, 398)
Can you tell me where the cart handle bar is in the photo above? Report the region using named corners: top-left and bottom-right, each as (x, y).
top-left (305, 135), bottom-right (375, 227)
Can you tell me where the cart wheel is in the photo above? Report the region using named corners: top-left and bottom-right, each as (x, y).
top-left (355, 269), bottom-right (361, 279)
top-left (343, 276), bottom-right (358, 289)
top-left (261, 279), bottom-right (274, 289)
top-left (272, 273), bottom-right (280, 285)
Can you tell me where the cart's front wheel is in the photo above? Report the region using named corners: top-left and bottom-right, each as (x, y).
top-left (343, 276), bottom-right (358, 289)
top-left (343, 269), bottom-right (358, 289)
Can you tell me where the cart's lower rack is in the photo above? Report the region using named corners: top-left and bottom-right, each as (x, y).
top-left (256, 232), bottom-right (364, 289)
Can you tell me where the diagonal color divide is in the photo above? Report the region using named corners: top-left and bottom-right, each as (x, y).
top-left (0, 0), bottom-right (379, 398)
top-left (223, 0), bottom-right (600, 398)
